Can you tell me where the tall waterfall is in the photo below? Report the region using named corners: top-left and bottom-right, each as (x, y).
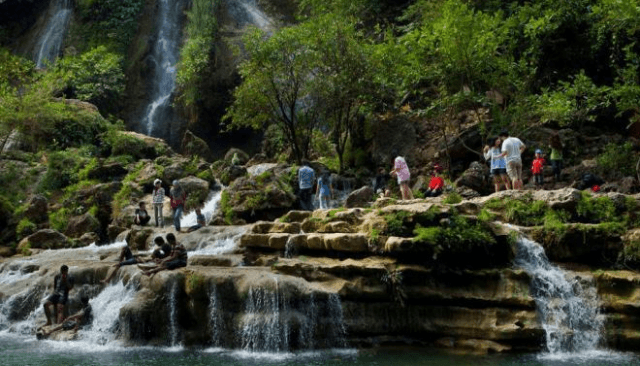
top-left (515, 237), bottom-right (604, 354)
top-left (34, 0), bottom-right (73, 68)
top-left (141, 0), bottom-right (186, 143)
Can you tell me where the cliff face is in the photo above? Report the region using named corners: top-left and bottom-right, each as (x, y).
top-left (3, 190), bottom-right (640, 353)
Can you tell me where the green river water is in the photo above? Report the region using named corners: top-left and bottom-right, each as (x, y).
top-left (2, 335), bottom-right (638, 366)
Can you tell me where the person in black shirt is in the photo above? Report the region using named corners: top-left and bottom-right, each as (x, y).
top-left (40, 295), bottom-right (92, 338)
top-left (43, 265), bottom-right (74, 326)
top-left (101, 243), bottom-right (140, 284)
top-left (134, 201), bottom-right (151, 226)
top-left (143, 233), bottom-right (187, 276)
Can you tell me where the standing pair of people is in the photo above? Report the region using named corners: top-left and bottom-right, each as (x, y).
top-left (150, 179), bottom-right (187, 232)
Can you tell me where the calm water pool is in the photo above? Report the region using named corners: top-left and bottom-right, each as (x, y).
top-left (1, 335), bottom-right (639, 366)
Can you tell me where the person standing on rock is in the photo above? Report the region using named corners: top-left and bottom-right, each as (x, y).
top-left (152, 179), bottom-right (165, 227)
top-left (297, 162), bottom-right (315, 211)
top-left (549, 132), bottom-right (564, 183)
top-left (500, 131), bottom-right (526, 190)
top-left (391, 156), bottom-right (413, 200)
top-left (143, 233), bottom-right (187, 276)
top-left (170, 180), bottom-right (186, 232)
top-left (43, 265), bottom-right (74, 326)
top-left (484, 136), bottom-right (511, 192)
top-left (316, 172), bottom-right (334, 209)
top-left (531, 149), bottom-right (546, 190)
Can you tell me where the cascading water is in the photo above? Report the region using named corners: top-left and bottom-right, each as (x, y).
top-left (224, 0), bottom-right (273, 31)
top-left (208, 285), bottom-right (224, 347)
top-left (167, 280), bottom-right (180, 347)
top-left (238, 278), bottom-right (347, 352)
top-left (78, 282), bottom-right (137, 346)
top-left (34, 0), bottom-right (72, 68)
top-left (140, 0), bottom-right (186, 143)
top-left (515, 237), bottom-right (604, 354)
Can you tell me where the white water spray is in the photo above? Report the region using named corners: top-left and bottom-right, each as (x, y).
top-left (34, 0), bottom-right (72, 68)
top-left (515, 237), bottom-right (604, 354)
top-left (141, 0), bottom-right (184, 140)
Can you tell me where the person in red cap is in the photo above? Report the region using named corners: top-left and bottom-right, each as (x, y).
top-left (425, 164), bottom-right (445, 197)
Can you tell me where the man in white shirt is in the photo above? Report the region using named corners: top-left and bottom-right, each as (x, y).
top-left (500, 131), bottom-right (526, 190)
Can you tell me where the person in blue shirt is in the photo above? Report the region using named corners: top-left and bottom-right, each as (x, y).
top-left (187, 208), bottom-right (206, 232)
top-left (297, 162), bottom-right (315, 211)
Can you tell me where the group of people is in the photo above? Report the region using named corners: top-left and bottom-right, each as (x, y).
top-left (134, 179), bottom-right (205, 233)
top-left (297, 162), bottom-right (335, 210)
top-left (484, 130), bottom-right (564, 192)
top-left (40, 232), bottom-right (189, 339)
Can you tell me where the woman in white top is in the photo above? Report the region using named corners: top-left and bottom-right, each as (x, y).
top-left (483, 137), bottom-right (511, 192)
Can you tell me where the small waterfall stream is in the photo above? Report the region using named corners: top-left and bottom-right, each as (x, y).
top-left (34, 0), bottom-right (73, 68)
top-left (515, 237), bottom-right (604, 354)
top-left (167, 280), bottom-right (180, 347)
top-left (141, 0), bottom-right (186, 142)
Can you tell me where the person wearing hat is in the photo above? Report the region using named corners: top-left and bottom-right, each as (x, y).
top-left (531, 149), bottom-right (546, 190)
top-left (424, 163), bottom-right (445, 197)
top-left (170, 180), bottom-right (187, 231)
top-left (152, 179), bottom-right (165, 227)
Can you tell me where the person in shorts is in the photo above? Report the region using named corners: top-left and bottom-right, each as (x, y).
top-left (101, 242), bottom-right (140, 284)
top-left (143, 233), bottom-right (187, 276)
top-left (390, 156), bottom-right (413, 200)
top-left (484, 136), bottom-right (511, 192)
top-left (40, 295), bottom-right (92, 338)
top-left (43, 265), bottom-right (74, 326)
top-left (500, 131), bottom-right (526, 190)
top-left (531, 149), bottom-right (546, 189)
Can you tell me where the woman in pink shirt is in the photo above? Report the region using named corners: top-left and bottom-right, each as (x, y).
top-left (391, 156), bottom-right (413, 200)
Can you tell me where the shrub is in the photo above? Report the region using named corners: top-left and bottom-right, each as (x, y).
top-left (16, 218), bottom-right (36, 239)
top-left (443, 192), bottom-right (462, 204)
top-left (49, 207), bottom-right (71, 232)
top-left (597, 141), bottom-right (636, 177)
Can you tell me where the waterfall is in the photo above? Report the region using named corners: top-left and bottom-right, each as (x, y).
top-left (141, 0), bottom-right (185, 142)
top-left (167, 280), bottom-right (180, 347)
top-left (180, 190), bottom-right (222, 228)
top-left (208, 285), bottom-right (224, 347)
top-left (238, 279), bottom-right (347, 352)
top-left (515, 237), bottom-right (604, 354)
top-left (224, 0), bottom-right (273, 31)
top-left (34, 0), bottom-right (73, 68)
top-left (78, 282), bottom-right (137, 346)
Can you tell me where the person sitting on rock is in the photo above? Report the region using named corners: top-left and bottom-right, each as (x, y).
top-left (424, 164), bottom-right (445, 197)
top-left (151, 236), bottom-right (172, 260)
top-left (43, 265), bottom-right (74, 326)
top-left (143, 233), bottom-right (187, 276)
top-left (101, 242), bottom-right (140, 284)
top-left (374, 167), bottom-right (391, 198)
top-left (39, 295), bottom-right (93, 339)
top-left (133, 201), bottom-right (150, 226)
top-left (186, 208), bottom-right (206, 232)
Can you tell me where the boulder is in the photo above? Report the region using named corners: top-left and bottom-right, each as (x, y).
top-left (345, 186), bottom-right (374, 208)
top-left (454, 161), bottom-right (491, 195)
top-left (176, 176), bottom-right (210, 207)
top-left (76, 232), bottom-right (99, 246)
top-left (24, 195), bottom-right (48, 223)
top-left (18, 229), bottom-right (69, 250)
top-left (86, 161), bottom-right (128, 181)
top-left (224, 148), bottom-right (250, 164)
top-left (65, 213), bottom-right (101, 238)
top-left (220, 165), bottom-right (247, 186)
top-left (181, 130), bottom-right (212, 161)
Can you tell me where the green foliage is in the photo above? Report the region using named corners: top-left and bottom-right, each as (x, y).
top-left (442, 192), bottom-right (462, 205)
top-left (49, 207), bottom-right (71, 232)
top-left (504, 199), bottom-right (547, 226)
top-left (50, 46), bottom-right (125, 113)
top-left (535, 71), bottom-right (612, 126)
top-left (477, 208), bottom-right (496, 222)
top-left (16, 218), bottom-right (36, 240)
top-left (576, 192), bottom-right (619, 223)
top-left (220, 190), bottom-right (235, 225)
top-left (384, 211), bottom-right (410, 236)
top-left (596, 142), bottom-right (637, 176)
top-left (413, 214), bottom-right (496, 259)
top-left (176, 0), bottom-right (220, 110)
top-left (38, 147), bottom-right (93, 192)
top-left (76, 0), bottom-right (144, 53)
top-left (186, 272), bottom-right (206, 293)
